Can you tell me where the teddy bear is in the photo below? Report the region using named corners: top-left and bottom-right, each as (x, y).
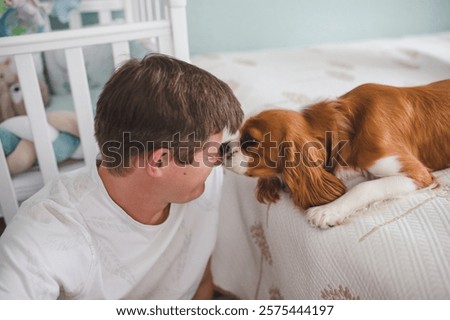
top-left (9, 78), bottom-right (50, 116)
top-left (0, 57), bottom-right (17, 123)
top-left (0, 57), bottom-right (80, 176)
top-left (0, 57), bottom-right (50, 122)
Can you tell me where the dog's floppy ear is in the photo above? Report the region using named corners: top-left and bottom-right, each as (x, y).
top-left (279, 135), bottom-right (346, 210)
top-left (255, 177), bottom-right (283, 204)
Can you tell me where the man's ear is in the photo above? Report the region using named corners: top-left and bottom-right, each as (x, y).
top-left (146, 148), bottom-right (170, 177)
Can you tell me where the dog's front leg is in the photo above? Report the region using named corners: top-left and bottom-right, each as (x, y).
top-left (306, 176), bottom-right (418, 229)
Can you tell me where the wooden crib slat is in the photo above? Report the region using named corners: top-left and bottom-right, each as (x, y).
top-left (158, 35), bottom-right (174, 55)
top-left (152, 0), bottom-right (162, 20)
top-left (145, 1), bottom-right (154, 21)
top-left (98, 10), bottom-right (112, 25)
top-left (64, 48), bottom-right (99, 166)
top-left (0, 140), bottom-right (19, 224)
top-left (112, 41), bottom-right (131, 68)
top-left (164, 2), bottom-right (169, 20)
top-left (68, 12), bottom-right (82, 29)
top-left (124, 1), bottom-right (135, 23)
top-left (14, 54), bottom-right (59, 183)
top-left (137, 0), bottom-right (148, 21)
top-left (168, 0), bottom-right (190, 62)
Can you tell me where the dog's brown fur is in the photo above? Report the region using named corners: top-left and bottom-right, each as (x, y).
top-left (238, 80), bottom-right (450, 210)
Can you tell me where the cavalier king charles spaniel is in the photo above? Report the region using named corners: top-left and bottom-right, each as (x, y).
top-left (221, 80), bottom-right (450, 228)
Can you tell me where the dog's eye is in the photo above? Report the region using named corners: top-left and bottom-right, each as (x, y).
top-left (240, 133), bottom-right (259, 151)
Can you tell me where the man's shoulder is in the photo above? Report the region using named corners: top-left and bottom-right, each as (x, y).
top-left (0, 167), bottom-right (96, 299)
top-left (16, 166), bottom-right (98, 229)
top-left (23, 166), bottom-right (96, 206)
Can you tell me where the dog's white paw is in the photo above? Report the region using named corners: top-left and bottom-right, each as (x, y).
top-left (306, 205), bottom-right (347, 229)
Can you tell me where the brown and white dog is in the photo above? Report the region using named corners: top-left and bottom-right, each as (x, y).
top-left (221, 80), bottom-right (450, 228)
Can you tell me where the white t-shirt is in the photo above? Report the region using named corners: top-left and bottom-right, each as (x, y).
top-left (0, 165), bottom-right (223, 299)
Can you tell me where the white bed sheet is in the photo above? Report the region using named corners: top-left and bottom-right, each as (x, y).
top-left (192, 32), bottom-right (450, 299)
top-left (193, 32), bottom-right (450, 119)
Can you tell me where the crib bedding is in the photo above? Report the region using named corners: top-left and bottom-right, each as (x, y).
top-left (191, 32), bottom-right (450, 299)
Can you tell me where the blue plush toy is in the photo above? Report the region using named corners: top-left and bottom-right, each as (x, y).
top-left (0, 111), bottom-right (82, 175)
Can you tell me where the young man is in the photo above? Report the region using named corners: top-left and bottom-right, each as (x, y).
top-left (0, 54), bottom-right (243, 299)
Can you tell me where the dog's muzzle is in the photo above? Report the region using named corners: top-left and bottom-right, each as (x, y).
top-left (219, 141), bottom-right (241, 160)
top-left (219, 141), bottom-right (250, 174)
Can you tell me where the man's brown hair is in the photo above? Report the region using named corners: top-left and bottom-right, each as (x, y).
top-left (95, 54), bottom-right (243, 174)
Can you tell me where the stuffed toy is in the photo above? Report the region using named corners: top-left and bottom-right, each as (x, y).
top-left (9, 79), bottom-right (50, 116)
top-left (0, 57), bottom-right (17, 123)
top-left (0, 57), bottom-right (50, 123)
top-left (1, 0), bottom-right (81, 36)
top-left (5, 0), bottom-right (45, 26)
top-left (0, 110), bottom-right (82, 175)
top-left (0, 61), bottom-right (80, 176)
top-left (50, 0), bottom-right (80, 24)
top-left (0, 76), bottom-right (13, 124)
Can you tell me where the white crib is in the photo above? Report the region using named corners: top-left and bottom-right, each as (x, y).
top-left (0, 0), bottom-right (190, 224)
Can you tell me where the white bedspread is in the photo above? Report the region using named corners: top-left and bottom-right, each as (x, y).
top-left (192, 32), bottom-right (450, 299)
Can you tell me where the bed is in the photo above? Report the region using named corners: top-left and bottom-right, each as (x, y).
top-left (192, 32), bottom-right (450, 299)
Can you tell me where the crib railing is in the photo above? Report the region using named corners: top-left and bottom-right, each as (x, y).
top-left (0, 0), bottom-right (189, 224)
top-left (69, 0), bottom-right (135, 27)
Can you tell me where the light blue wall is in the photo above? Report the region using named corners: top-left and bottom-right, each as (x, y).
top-left (186, 0), bottom-right (450, 56)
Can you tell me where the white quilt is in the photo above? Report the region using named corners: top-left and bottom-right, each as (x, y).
top-left (192, 32), bottom-right (450, 299)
